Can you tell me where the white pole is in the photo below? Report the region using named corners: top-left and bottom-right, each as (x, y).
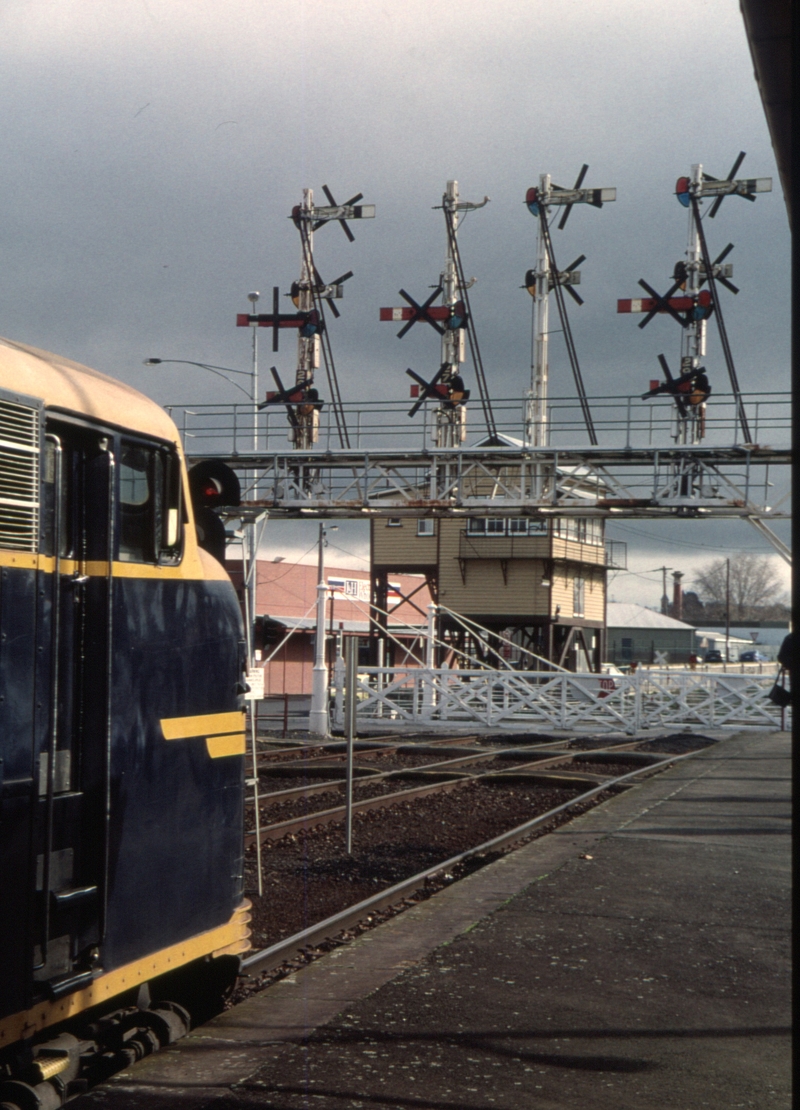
top-left (527, 174), bottom-right (550, 454)
top-left (246, 290), bottom-right (260, 667)
top-left (422, 603), bottom-right (436, 712)
top-left (376, 636), bottom-right (385, 718)
top-left (308, 522), bottom-right (329, 736)
top-left (241, 563), bottom-right (263, 896)
top-left (437, 180), bottom-right (461, 449)
top-left (344, 635), bottom-right (356, 854)
top-left (426, 603), bottom-right (436, 668)
top-left (333, 635), bottom-right (345, 730)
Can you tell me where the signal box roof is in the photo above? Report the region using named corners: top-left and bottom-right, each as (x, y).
top-left (0, 336), bottom-right (178, 443)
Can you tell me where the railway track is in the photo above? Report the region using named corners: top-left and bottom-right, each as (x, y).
top-left (240, 742), bottom-right (709, 982)
top-left (244, 739), bottom-right (652, 847)
top-left (240, 731), bottom-right (718, 961)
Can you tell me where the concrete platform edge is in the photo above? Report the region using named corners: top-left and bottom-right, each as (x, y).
top-left (85, 729), bottom-right (771, 1105)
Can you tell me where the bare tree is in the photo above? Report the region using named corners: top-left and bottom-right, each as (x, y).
top-left (693, 553), bottom-right (784, 620)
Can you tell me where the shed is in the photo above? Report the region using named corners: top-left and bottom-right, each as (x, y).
top-left (606, 602), bottom-right (696, 665)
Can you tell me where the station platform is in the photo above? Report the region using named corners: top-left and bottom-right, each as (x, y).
top-left (77, 729), bottom-right (792, 1109)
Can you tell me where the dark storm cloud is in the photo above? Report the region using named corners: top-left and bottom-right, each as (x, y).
top-left (0, 0), bottom-right (789, 601)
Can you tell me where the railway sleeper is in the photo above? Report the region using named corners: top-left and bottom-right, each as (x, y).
top-left (571, 750), bottom-right (666, 766)
top-left (481, 770), bottom-right (608, 788)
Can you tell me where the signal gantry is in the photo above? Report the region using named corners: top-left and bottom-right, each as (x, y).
top-left (380, 180), bottom-right (497, 448)
top-left (618, 152), bottom-right (771, 446)
top-left (524, 165), bottom-right (616, 449)
top-left (238, 186), bottom-right (374, 449)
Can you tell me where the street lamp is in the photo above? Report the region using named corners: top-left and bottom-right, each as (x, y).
top-left (142, 358), bottom-right (253, 400)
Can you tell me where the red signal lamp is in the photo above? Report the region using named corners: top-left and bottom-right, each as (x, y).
top-left (675, 176), bottom-right (691, 208)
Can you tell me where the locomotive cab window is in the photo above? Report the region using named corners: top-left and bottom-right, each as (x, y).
top-left (119, 441), bottom-right (183, 564)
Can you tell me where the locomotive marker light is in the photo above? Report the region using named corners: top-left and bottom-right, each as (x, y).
top-left (524, 165), bottom-right (616, 456)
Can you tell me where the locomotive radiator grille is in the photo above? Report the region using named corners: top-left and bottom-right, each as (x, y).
top-left (0, 397), bottom-right (40, 552)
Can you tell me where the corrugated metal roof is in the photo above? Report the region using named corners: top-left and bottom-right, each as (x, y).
top-left (263, 615), bottom-right (425, 634)
top-left (606, 602), bottom-right (694, 631)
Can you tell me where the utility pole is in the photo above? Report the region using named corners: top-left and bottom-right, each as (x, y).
top-left (725, 557), bottom-right (731, 663)
top-left (660, 566), bottom-right (672, 615)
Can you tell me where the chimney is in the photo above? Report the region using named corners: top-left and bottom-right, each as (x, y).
top-left (672, 571), bottom-right (684, 621)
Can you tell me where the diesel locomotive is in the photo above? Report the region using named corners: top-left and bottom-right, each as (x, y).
top-left (0, 337), bottom-right (249, 1108)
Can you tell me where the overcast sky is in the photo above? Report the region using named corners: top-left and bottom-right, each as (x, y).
top-left (0, 0), bottom-right (790, 607)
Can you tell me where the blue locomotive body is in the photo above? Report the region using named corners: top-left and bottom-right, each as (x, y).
top-left (0, 340), bottom-right (249, 1100)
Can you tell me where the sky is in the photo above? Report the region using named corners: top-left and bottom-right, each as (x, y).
top-left (0, 0), bottom-right (790, 609)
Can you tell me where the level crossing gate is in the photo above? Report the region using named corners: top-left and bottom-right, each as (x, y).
top-left (333, 666), bottom-right (788, 733)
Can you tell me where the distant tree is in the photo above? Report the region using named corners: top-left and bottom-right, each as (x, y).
top-left (693, 553), bottom-right (784, 621)
top-left (681, 590), bottom-right (705, 621)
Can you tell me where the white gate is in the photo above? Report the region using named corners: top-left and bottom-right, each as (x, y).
top-left (334, 667), bottom-right (787, 733)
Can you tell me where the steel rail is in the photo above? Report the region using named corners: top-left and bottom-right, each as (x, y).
top-left (244, 743), bottom-right (653, 845)
top-left (246, 732), bottom-right (463, 775)
top-left (242, 746), bottom-right (705, 975)
top-left (248, 745), bottom-right (574, 807)
top-left (250, 732), bottom-right (495, 771)
top-left (247, 739), bottom-right (639, 806)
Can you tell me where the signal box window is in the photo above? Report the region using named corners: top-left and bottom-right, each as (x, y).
top-left (119, 442), bottom-right (183, 564)
top-left (573, 577), bottom-right (585, 617)
top-left (467, 518), bottom-right (505, 536)
top-left (417, 519), bottom-right (435, 536)
top-left (386, 519), bottom-right (402, 527)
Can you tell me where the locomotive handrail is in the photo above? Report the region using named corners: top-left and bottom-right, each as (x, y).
top-left (100, 443), bottom-right (116, 946)
top-left (39, 434), bottom-right (63, 967)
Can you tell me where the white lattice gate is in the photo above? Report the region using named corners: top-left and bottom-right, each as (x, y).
top-left (334, 667), bottom-right (787, 733)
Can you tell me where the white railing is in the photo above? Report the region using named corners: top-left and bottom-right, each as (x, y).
top-left (333, 667), bottom-right (788, 733)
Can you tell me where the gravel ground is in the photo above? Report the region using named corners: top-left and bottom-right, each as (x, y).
top-left (242, 779), bottom-right (587, 951)
top-left (231, 732), bottom-right (718, 1007)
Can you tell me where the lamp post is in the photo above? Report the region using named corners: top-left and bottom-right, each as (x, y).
top-left (142, 357), bottom-right (254, 399)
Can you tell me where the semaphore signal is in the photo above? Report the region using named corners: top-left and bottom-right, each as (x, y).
top-left (618, 152), bottom-right (771, 446)
top-left (379, 180), bottom-right (494, 448)
top-left (523, 165), bottom-right (616, 451)
top-left (239, 185), bottom-right (374, 450)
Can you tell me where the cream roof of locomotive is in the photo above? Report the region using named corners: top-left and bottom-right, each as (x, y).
top-left (0, 336), bottom-right (178, 443)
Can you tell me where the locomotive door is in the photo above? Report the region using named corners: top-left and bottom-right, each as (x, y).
top-left (33, 421), bottom-right (114, 992)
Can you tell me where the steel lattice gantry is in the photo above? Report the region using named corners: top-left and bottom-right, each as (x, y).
top-left (191, 442), bottom-right (789, 528)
